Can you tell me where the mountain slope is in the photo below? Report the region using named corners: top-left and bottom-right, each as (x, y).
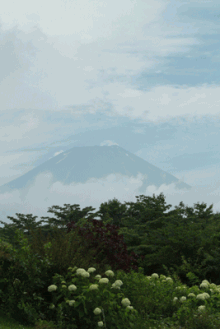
top-left (0, 145), bottom-right (192, 194)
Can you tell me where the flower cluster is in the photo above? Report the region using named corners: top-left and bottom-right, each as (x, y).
top-left (47, 267), bottom-right (138, 328)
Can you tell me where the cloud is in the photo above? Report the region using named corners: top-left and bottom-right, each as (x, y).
top-left (0, 0), bottom-right (220, 229)
top-left (0, 167), bottom-right (220, 228)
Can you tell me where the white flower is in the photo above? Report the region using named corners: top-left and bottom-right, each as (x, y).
top-left (89, 284), bottom-right (99, 291)
top-left (175, 285), bottom-right (187, 290)
top-left (114, 280), bottom-right (123, 287)
top-left (94, 307), bottom-right (102, 315)
top-left (68, 300), bottom-right (75, 306)
top-left (198, 305), bottom-right (206, 313)
top-left (68, 284), bottom-right (77, 291)
top-left (151, 273), bottom-right (159, 279)
top-left (166, 277), bottom-right (173, 284)
top-left (88, 267), bottom-right (96, 273)
top-left (99, 278), bottom-right (109, 284)
top-left (95, 275), bottom-right (102, 280)
top-left (160, 275), bottom-right (166, 280)
top-left (76, 268), bottom-right (90, 278)
top-left (200, 282), bottom-right (209, 289)
top-left (210, 283), bottom-right (217, 290)
top-left (82, 271), bottom-right (90, 278)
top-left (188, 293), bottom-right (196, 298)
top-left (121, 298), bottom-right (131, 307)
top-left (173, 297), bottom-right (178, 303)
top-left (111, 280), bottom-right (123, 290)
top-left (48, 285), bottom-right (57, 292)
top-left (105, 270), bottom-right (114, 277)
top-left (196, 293), bottom-right (210, 301)
top-left (76, 268), bottom-right (86, 274)
top-left (180, 296), bottom-right (186, 303)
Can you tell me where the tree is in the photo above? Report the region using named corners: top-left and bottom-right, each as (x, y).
top-left (1, 193), bottom-right (220, 286)
top-left (39, 203), bottom-right (101, 235)
top-left (93, 197), bottom-right (129, 227)
top-left (0, 214), bottom-right (47, 250)
top-left (0, 204), bottom-right (102, 249)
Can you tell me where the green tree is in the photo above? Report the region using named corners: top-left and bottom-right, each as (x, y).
top-left (1, 193), bottom-right (220, 287)
top-left (0, 214), bottom-right (48, 250)
top-left (97, 193), bottom-right (175, 259)
top-left (0, 204), bottom-right (102, 250)
top-left (39, 203), bottom-right (101, 234)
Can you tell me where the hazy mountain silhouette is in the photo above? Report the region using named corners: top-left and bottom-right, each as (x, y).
top-left (0, 145), bottom-right (192, 194)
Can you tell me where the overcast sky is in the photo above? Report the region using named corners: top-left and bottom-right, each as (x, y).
top-left (0, 0), bottom-right (220, 228)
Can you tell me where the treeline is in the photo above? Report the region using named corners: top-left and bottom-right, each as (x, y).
top-left (0, 192), bottom-right (220, 287)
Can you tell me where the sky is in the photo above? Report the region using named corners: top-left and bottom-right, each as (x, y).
top-left (0, 0), bottom-right (220, 229)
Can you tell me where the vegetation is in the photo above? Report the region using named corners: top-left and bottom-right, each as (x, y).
top-left (1, 192), bottom-right (220, 328)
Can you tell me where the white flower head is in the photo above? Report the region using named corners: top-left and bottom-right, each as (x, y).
top-left (121, 298), bottom-right (131, 307)
top-left (99, 278), bottom-right (109, 284)
top-left (151, 273), bottom-right (159, 279)
top-left (89, 284), bottom-right (99, 291)
top-left (105, 270), bottom-right (114, 277)
top-left (68, 284), bottom-right (77, 291)
top-left (94, 307), bottom-right (102, 315)
top-left (180, 296), bottom-right (187, 303)
top-left (48, 285), bottom-right (57, 292)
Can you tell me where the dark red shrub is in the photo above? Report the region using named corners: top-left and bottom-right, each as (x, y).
top-left (65, 218), bottom-right (145, 275)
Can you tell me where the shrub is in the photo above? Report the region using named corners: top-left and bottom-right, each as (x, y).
top-left (0, 239), bottom-right (21, 310)
top-left (0, 229), bottom-right (56, 326)
top-left (25, 224), bottom-right (115, 280)
top-left (65, 218), bottom-right (145, 276)
top-left (0, 225), bottom-right (95, 326)
top-left (46, 266), bottom-right (139, 329)
top-left (0, 220), bottom-right (144, 327)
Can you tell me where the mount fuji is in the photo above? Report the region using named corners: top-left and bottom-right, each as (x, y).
top-left (0, 145), bottom-right (192, 195)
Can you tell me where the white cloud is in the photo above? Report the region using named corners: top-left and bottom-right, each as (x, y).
top-left (0, 169), bottom-right (219, 228)
top-left (0, 0), bottom-right (205, 117)
top-left (0, 0), bottom-right (220, 228)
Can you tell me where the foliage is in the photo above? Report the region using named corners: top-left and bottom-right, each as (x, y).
top-left (24, 221), bottom-right (116, 280)
top-left (0, 239), bottom-right (21, 309)
top-left (46, 266), bottom-right (139, 329)
top-left (1, 192), bottom-right (220, 291)
top-left (33, 319), bottom-right (61, 329)
top-left (0, 220), bottom-right (123, 323)
top-left (0, 213), bottom-right (51, 253)
top-left (112, 267), bottom-right (182, 322)
top-left (0, 232), bottom-right (50, 326)
top-left (2, 195), bottom-right (220, 329)
top-left (3, 255), bottom-right (220, 329)
top-left (65, 217), bottom-right (145, 276)
top-left (0, 204), bottom-right (100, 250)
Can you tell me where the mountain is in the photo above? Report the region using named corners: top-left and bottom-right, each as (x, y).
top-left (0, 145), bottom-right (192, 194)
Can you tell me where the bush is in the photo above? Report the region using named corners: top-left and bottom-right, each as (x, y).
top-left (0, 220), bottom-right (144, 327)
top-left (25, 223), bottom-right (114, 279)
top-left (65, 218), bottom-right (145, 276)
